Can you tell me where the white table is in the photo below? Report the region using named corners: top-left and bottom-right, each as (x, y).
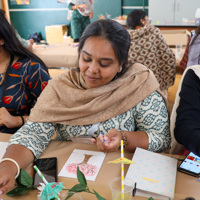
top-left (0, 133), bottom-right (199, 200)
top-left (33, 43), bottom-right (78, 68)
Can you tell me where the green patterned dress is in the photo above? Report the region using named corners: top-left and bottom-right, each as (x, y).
top-left (68, 3), bottom-right (91, 40)
top-left (9, 91), bottom-right (170, 158)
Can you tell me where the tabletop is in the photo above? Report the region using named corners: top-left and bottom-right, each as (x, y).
top-left (0, 133), bottom-right (199, 200)
top-left (33, 43), bottom-right (78, 69)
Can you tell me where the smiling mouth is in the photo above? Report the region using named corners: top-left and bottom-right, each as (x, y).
top-left (86, 75), bottom-right (99, 81)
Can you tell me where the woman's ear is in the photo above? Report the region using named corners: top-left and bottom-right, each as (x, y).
top-left (118, 66), bottom-right (122, 73)
top-left (140, 19), bottom-right (145, 25)
top-left (0, 39), bottom-right (4, 45)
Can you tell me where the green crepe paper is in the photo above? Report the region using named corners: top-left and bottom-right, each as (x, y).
top-left (40, 182), bottom-right (63, 200)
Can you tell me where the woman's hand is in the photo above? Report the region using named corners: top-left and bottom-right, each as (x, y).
top-left (0, 144), bottom-right (35, 195)
top-left (0, 107), bottom-right (23, 128)
top-left (89, 10), bottom-right (93, 19)
top-left (0, 161), bottom-right (17, 195)
top-left (92, 129), bottom-right (121, 152)
top-left (78, 4), bottom-right (89, 9)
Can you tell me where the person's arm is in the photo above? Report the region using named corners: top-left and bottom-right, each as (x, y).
top-left (15, 31), bottom-right (33, 50)
top-left (175, 69), bottom-right (200, 156)
top-left (128, 91), bottom-right (170, 152)
top-left (27, 39), bottom-right (34, 51)
top-left (89, 10), bottom-right (93, 19)
top-left (68, 3), bottom-right (75, 10)
top-left (0, 121), bottom-right (56, 195)
top-left (0, 144), bottom-right (34, 195)
top-left (90, 0), bottom-right (94, 18)
top-left (93, 91), bottom-right (170, 153)
top-left (26, 60), bottom-right (50, 100)
top-left (0, 108), bottom-right (25, 128)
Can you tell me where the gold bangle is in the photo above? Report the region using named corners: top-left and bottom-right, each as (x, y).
top-left (121, 131), bottom-right (128, 148)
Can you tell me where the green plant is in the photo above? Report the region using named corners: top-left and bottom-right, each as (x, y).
top-left (64, 166), bottom-right (105, 200)
top-left (6, 168), bottom-right (170, 200)
top-left (6, 169), bottom-right (36, 196)
top-left (6, 167), bottom-right (106, 200)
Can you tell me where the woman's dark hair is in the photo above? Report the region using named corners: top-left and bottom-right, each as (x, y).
top-left (0, 9), bottom-right (49, 74)
top-left (126, 10), bottom-right (147, 29)
top-left (78, 19), bottom-right (130, 76)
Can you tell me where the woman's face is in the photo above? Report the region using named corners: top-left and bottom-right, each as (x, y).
top-left (79, 37), bottom-right (122, 88)
top-left (141, 16), bottom-right (150, 26)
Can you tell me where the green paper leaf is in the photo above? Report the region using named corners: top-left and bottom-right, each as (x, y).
top-left (16, 169), bottom-right (33, 188)
top-left (93, 189), bottom-right (106, 200)
top-left (65, 192), bottom-right (75, 199)
top-left (6, 185), bottom-right (30, 196)
top-left (69, 184), bottom-right (86, 192)
top-left (148, 197), bottom-right (154, 200)
top-left (77, 166), bottom-right (87, 186)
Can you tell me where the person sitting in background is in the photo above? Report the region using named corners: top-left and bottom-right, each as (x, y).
top-left (126, 10), bottom-right (176, 95)
top-left (170, 65), bottom-right (200, 156)
top-left (68, 0), bottom-right (93, 42)
top-left (1, 9), bottom-right (34, 51)
top-left (0, 9), bottom-right (50, 134)
top-left (16, 32), bottom-right (34, 51)
top-left (0, 19), bottom-right (170, 195)
top-left (186, 26), bottom-right (200, 67)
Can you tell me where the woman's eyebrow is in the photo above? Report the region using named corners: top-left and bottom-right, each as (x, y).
top-left (82, 50), bottom-right (114, 61)
top-left (82, 50), bottom-right (91, 56)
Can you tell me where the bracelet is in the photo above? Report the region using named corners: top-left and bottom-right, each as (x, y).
top-left (20, 115), bottom-right (24, 125)
top-left (0, 158), bottom-right (20, 179)
top-left (121, 131), bottom-right (128, 148)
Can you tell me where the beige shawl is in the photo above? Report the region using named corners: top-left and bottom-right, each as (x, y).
top-left (28, 63), bottom-right (160, 125)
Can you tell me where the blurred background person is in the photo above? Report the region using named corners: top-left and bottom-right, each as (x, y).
top-left (68, 0), bottom-right (93, 42)
top-left (16, 32), bottom-right (34, 51)
top-left (126, 10), bottom-right (176, 97)
top-left (186, 26), bottom-right (200, 67)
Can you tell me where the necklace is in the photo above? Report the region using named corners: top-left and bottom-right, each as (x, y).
top-left (0, 56), bottom-right (12, 86)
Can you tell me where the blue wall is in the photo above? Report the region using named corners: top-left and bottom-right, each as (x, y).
top-left (9, 0), bottom-right (68, 40)
top-left (9, 0), bottom-right (148, 40)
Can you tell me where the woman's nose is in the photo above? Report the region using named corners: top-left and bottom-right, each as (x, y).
top-left (88, 62), bottom-right (99, 74)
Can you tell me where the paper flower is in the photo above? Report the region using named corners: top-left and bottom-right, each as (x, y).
top-left (37, 182), bottom-right (63, 200)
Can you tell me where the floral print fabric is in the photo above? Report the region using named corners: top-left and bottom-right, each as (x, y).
top-left (0, 57), bottom-right (50, 133)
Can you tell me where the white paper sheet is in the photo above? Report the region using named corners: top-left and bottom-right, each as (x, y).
top-left (58, 149), bottom-right (106, 181)
top-left (125, 147), bottom-right (177, 200)
top-left (0, 142), bottom-right (8, 159)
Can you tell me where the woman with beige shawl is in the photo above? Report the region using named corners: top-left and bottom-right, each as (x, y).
top-left (0, 19), bottom-right (170, 195)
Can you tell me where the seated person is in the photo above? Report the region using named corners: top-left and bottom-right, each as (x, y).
top-left (68, 0), bottom-right (93, 42)
top-left (0, 19), bottom-right (170, 195)
top-left (126, 10), bottom-right (176, 94)
top-left (2, 9), bottom-right (34, 51)
top-left (186, 26), bottom-right (200, 67)
top-left (170, 65), bottom-right (200, 156)
top-left (16, 32), bottom-right (34, 51)
top-left (0, 9), bottom-right (50, 134)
